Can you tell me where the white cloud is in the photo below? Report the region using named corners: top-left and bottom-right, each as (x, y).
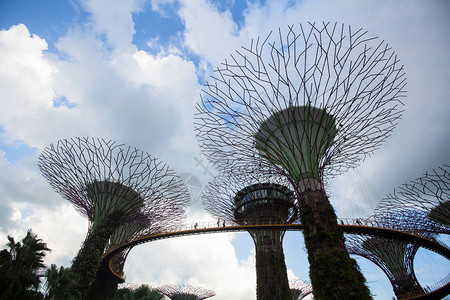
top-left (150, 0), bottom-right (176, 17)
top-left (0, 21), bottom-right (201, 158)
top-left (124, 230), bottom-right (257, 299)
top-left (21, 203), bottom-right (88, 267)
top-left (79, 0), bottom-right (145, 50)
top-left (0, 24), bottom-right (56, 145)
top-left (178, 0), bottom-right (242, 67)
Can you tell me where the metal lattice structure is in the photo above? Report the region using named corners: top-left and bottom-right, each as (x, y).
top-left (290, 279), bottom-right (313, 300)
top-left (203, 171), bottom-right (297, 226)
top-left (105, 204), bottom-right (186, 262)
top-left (347, 234), bottom-right (423, 298)
top-left (38, 137), bottom-right (190, 296)
top-left (345, 211), bottom-right (441, 298)
top-left (38, 137), bottom-right (189, 231)
top-left (195, 22), bottom-right (406, 182)
top-left (195, 22), bottom-right (406, 299)
top-left (203, 171), bottom-right (297, 299)
top-left (156, 285), bottom-right (216, 300)
top-left (375, 164), bottom-right (450, 229)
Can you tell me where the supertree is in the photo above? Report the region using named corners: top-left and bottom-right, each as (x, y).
top-left (290, 279), bottom-right (313, 300)
top-left (195, 22), bottom-right (406, 299)
top-left (156, 285), bottom-right (216, 300)
top-left (203, 171), bottom-right (298, 299)
top-left (38, 137), bottom-right (190, 298)
top-left (345, 209), bottom-right (442, 298)
top-left (375, 164), bottom-right (450, 229)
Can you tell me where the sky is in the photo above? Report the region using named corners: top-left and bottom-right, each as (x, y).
top-left (0, 0), bottom-right (449, 299)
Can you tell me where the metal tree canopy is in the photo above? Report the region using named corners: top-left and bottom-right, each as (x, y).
top-left (347, 234), bottom-right (423, 298)
top-left (156, 285), bottom-right (216, 300)
top-left (376, 164), bottom-right (450, 228)
top-left (290, 279), bottom-right (313, 300)
top-left (195, 22), bottom-right (406, 182)
top-left (233, 182), bottom-right (298, 227)
top-left (38, 137), bottom-right (190, 231)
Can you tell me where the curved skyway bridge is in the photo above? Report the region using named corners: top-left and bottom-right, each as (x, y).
top-left (104, 218), bottom-right (450, 300)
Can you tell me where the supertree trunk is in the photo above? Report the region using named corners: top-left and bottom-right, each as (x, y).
top-left (87, 258), bottom-right (124, 300)
top-left (203, 175), bottom-right (298, 300)
top-left (299, 189), bottom-right (370, 299)
top-left (71, 211), bottom-right (124, 298)
top-left (254, 238), bottom-right (291, 300)
top-left (392, 274), bottom-right (424, 297)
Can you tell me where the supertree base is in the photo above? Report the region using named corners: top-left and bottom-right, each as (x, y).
top-left (299, 188), bottom-right (371, 300)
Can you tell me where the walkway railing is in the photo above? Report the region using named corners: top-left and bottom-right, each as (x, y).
top-left (396, 272), bottom-right (450, 299)
top-left (106, 217), bottom-right (449, 251)
top-left (424, 272), bottom-right (450, 293)
top-left (105, 218), bottom-right (449, 267)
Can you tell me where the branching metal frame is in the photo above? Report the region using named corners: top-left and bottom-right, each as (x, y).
top-left (195, 22), bottom-right (406, 183)
top-left (203, 171), bottom-right (296, 226)
top-left (203, 171), bottom-right (298, 249)
top-left (290, 279), bottom-right (313, 300)
top-left (346, 209), bottom-right (440, 297)
top-left (156, 285), bottom-right (216, 300)
top-left (375, 164), bottom-right (450, 230)
top-left (346, 233), bottom-right (422, 297)
top-left (38, 137), bottom-right (190, 231)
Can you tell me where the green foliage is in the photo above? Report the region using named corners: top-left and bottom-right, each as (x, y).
top-left (43, 264), bottom-right (80, 299)
top-left (0, 230), bottom-right (50, 300)
top-left (71, 211), bottom-right (125, 298)
top-left (0, 230), bottom-right (85, 300)
top-left (255, 245), bottom-right (291, 300)
top-left (298, 190), bottom-right (372, 300)
top-left (114, 284), bottom-right (164, 300)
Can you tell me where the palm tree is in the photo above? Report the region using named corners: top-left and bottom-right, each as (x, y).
top-left (43, 264), bottom-right (80, 299)
top-left (0, 230), bottom-right (50, 299)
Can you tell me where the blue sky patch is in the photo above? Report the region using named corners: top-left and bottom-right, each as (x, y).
top-left (53, 95), bottom-right (77, 109)
top-left (0, 140), bottom-right (38, 165)
top-left (132, 1), bottom-right (184, 52)
top-left (0, 0), bottom-right (87, 53)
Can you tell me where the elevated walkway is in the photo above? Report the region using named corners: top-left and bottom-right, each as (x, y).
top-left (103, 218), bottom-right (450, 299)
